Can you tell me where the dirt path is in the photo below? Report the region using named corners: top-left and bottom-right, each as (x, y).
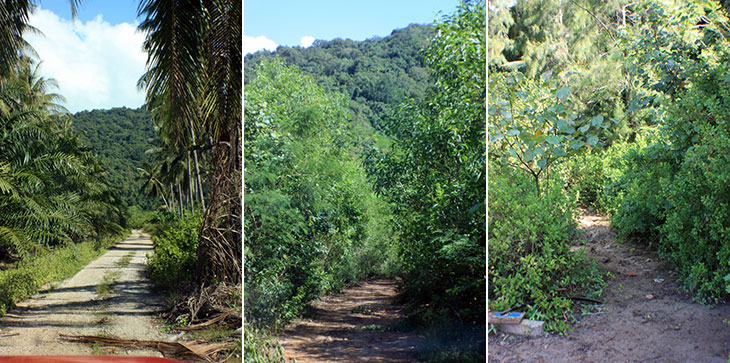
top-left (0, 230), bottom-right (170, 356)
top-left (489, 213), bottom-right (730, 362)
top-left (278, 278), bottom-right (423, 362)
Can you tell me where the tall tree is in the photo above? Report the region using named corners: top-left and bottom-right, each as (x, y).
top-left (138, 0), bottom-right (241, 286)
top-left (0, 58), bottom-right (124, 257)
top-left (368, 0), bottom-right (486, 322)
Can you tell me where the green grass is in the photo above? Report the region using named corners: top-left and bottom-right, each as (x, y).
top-left (0, 231), bottom-right (130, 317)
top-left (96, 271), bottom-right (122, 298)
top-left (94, 312), bottom-right (112, 325)
top-left (116, 252), bottom-right (135, 268)
top-left (244, 325), bottom-right (285, 363)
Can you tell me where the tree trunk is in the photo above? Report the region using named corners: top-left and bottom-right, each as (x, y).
top-left (196, 123), bottom-right (241, 285)
top-left (160, 186), bottom-right (170, 211)
top-left (178, 182), bottom-right (183, 215)
top-left (187, 152), bottom-right (194, 212)
top-left (187, 112), bottom-right (206, 211)
top-left (193, 149), bottom-right (205, 210)
top-left (169, 183), bottom-right (175, 212)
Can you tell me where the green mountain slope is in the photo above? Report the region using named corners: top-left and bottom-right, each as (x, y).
top-left (244, 24), bottom-right (435, 134)
top-left (71, 107), bottom-right (156, 210)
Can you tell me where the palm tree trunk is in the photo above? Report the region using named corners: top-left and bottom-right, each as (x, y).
top-left (194, 149), bottom-right (205, 210)
top-left (169, 183), bottom-right (175, 212)
top-left (188, 115), bottom-right (205, 210)
top-left (187, 152), bottom-right (194, 212)
top-left (197, 124), bottom-right (241, 285)
top-left (177, 181), bottom-right (183, 215)
top-left (160, 192), bottom-right (169, 211)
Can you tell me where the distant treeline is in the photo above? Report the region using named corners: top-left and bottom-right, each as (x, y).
top-left (71, 107), bottom-right (156, 210)
top-left (245, 24), bottom-right (434, 138)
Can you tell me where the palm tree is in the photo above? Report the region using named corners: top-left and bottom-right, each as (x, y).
top-left (0, 58), bottom-right (123, 257)
top-left (138, 0), bottom-right (241, 285)
top-left (0, 0), bottom-right (240, 284)
top-left (0, 1), bottom-right (83, 74)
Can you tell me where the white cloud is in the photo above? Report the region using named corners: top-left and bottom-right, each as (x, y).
top-left (244, 35), bottom-right (277, 55)
top-left (300, 36), bottom-right (315, 48)
top-left (25, 8), bottom-right (146, 113)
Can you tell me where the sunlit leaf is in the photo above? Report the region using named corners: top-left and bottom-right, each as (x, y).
top-left (556, 87), bottom-right (570, 99)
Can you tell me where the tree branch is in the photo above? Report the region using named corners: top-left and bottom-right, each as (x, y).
top-left (568, 0), bottom-right (617, 42)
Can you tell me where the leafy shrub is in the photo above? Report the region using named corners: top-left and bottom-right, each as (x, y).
top-left (659, 134), bottom-right (730, 303)
top-left (488, 166), bottom-right (604, 332)
top-left (366, 0), bottom-right (486, 325)
top-left (653, 64), bottom-right (730, 303)
top-left (561, 133), bottom-right (652, 214)
top-left (609, 58), bottom-right (730, 303)
top-left (244, 60), bottom-right (395, 327)
top-left (146, 213), bottom-right (202, 289)
top-left (125, 206), bottom-right (157, 230)
top-left (609, 142), bottom-right (676, 242)
top-left (243, 325), bottom-right (287, 363)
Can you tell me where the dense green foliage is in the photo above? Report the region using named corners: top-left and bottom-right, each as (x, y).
top-left (243, 326), bottom-right (287, 363)
top-left (368, 0), bottom-right (486, 325)
top-left (610, 55), bottom-right (730, 303)
top-left (561, 135), bottom-right (650, 213)
top-left (489, 71), bottom-right (615, 196)
top-left (0, 58), bottom-right (125, 258)
top-left (489, 166), bottom-right (604, 332)
top-left (245, 5), bottom-right (486, 362)
top-left (490, 0), bottom-right (652, 143)
top-left (489, 0), bottom-right (730, 332)
top-left (146, 212), bottom-right (202, 289)
top-left (244, 60), bottom-right (395, 326)
top-left (71, 107), bottom-right (157, 210)
top-left (244, 24), bottom-right (434, 138)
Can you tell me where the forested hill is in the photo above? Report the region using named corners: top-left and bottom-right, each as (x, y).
top-left (71, 107), bottom-right (156, 210)
top-left (244, 24), bottom-right (434, 134)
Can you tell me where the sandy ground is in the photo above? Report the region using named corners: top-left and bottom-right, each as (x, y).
top-left (488, 213), bottom-right (730, 362)
top-left (278, 278), bottom-right (424, 362)
top-left (0, 230), bottom-right (171, 356)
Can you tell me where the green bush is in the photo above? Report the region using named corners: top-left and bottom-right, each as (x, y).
top-left (609, 59), bottom-right (730, 303)
top-left (244, 60), bottom-right (395, 327)
top-left (561, 145), bottom-right (624, 213)
top-left (146, 213), bottom-right (202, 289)
top-left (125, 206), bottom-right (157, 230)
top-left (609, 142), bottom-right (676, 242)
top-left (243, 325), bottom-right (287, 363)
top-left (654, 67), bottom-right (730, 302)
top-left (488, 166), bottom-right (604, 332)
top-left (660, 134), bottom-right (730, 303)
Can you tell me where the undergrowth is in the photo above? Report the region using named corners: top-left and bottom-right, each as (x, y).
top-left (244, 325), bottom-right (287, 363)
top-left (146, 212), bottom-right (202, 290)
top-left (145, 211), bottom-right (242, 361)
top-left (488, 165), bottom-right (606, 332)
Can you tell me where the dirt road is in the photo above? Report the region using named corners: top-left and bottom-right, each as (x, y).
top-left (0, 230), bottom-right (170, 356)
top-left (489, 213), bottom-right (730, 362)
top-left (278, 278), bottom-right (423, 362)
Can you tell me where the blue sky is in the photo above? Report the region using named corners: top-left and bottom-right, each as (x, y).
top-left (24, 1), bottom-right (145, 113)
top-left (244, 0), bottom-right (461, 53)
top-left (38, 0), bottom-right (141, 24)
top-left (24, 1), bottom-right (463, 112)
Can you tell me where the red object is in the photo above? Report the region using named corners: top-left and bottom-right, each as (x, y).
top-left (0, 357), bottom-right (181, 363)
